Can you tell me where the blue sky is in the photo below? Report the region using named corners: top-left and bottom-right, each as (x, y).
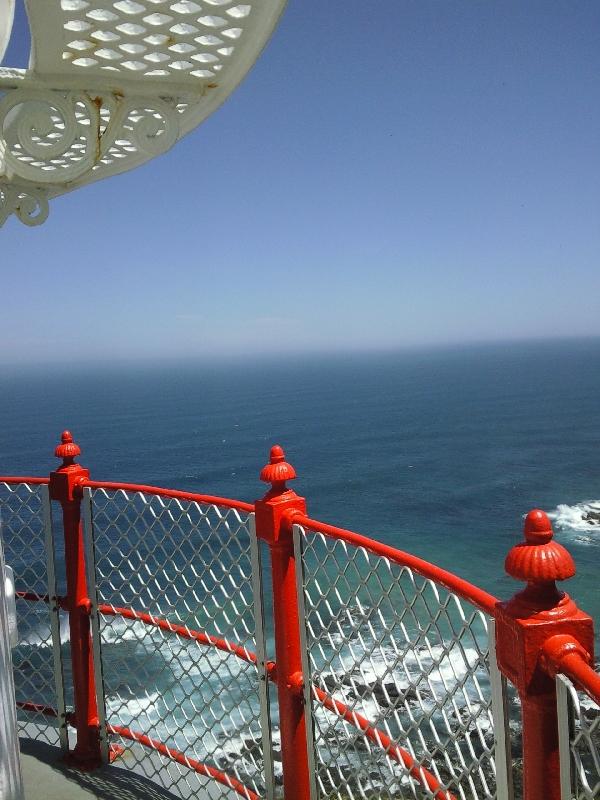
top-left (1, 1), bottom-right (599, 364)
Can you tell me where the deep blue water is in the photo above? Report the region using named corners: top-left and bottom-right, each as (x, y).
top-left (1, 339), bottom-right (599, 625)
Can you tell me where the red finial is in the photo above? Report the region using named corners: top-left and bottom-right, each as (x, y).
top-left (260, 445), bottom-right (296, 488)
top-left (54, 430), bottom-right (81, 465)
top-left (505, 509), bottom-right (575, 584)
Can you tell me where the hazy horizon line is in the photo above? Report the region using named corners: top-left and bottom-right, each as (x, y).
top-left (1, 333), bottom-right (600, 374)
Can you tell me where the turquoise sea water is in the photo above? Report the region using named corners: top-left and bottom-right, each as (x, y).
top-left (2, 339), bottom-right (600, 793)
top-left (1, 338), bottom-right (599, 625)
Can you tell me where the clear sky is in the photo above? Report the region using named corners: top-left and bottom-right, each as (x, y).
top-left (1, 1), bottom-right (599, 365)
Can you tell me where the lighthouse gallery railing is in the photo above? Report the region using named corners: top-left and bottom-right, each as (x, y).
top-left (1, 433), bottom-right (599, 800)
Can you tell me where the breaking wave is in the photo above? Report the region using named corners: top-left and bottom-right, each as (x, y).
top-left (549, 500), bottom-right (600, 541)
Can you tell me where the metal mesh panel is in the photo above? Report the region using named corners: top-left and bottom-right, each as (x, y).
top-left (87, 488), bottom-right (270, 800)
top-left (295, 527), bottom-right (497, 800)
top-left (559, 675), bottom-right (600, 799)
top-left (0, 482), bottom-right (64, 747)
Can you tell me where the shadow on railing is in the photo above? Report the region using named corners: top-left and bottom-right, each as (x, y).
top-left (1, 431), bottom-right (599, 800)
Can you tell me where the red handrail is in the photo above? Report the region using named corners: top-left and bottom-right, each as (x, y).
top-left (15, 702), bottom-right (259, 800)
top-left (15, 591), bottom-right (459, 800)
top-left (82, 480), bottom-right (254, 513)
top-left (542, 635), bottom-right (600, 706)
top-left (293, 514), bottom-right (499, 616)
top-left (16, 590), bottom-right (51, 603)
top-left (0, 476), bottom-right (49, 485)
top-left (16, 701), bottom-right (60, 718)
top-left (0, 476), bottom-right (503, 616)
top-left (106, 725), bottom-right (261, 800)
top-left (98, 605), bottom-right (260, 668)
top-left (311, 685), bottom-right (456, 800)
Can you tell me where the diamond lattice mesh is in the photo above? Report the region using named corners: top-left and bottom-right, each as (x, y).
top-left (89, 488), bottom-right (267, 799)
top-left (0, 482), bottom-right (63, 746)
top-left (296, 528), bottom-right (497, 800)
top-left (564, 676), bottom-right (600, 799)
top-left (51, 0), bottom-right (254, 79)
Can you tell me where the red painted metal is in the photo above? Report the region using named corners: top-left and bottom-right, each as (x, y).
top-left (6, 449), bottom-right (600, 798)
top-left (0, 476), bottom-right (49, 485)
top-left (496, 509), bottom-right (595, 800)
top-left (541, 634), bottom-right (600, 705)
top-left (255, 445), bottom-right (311, 800)
top-left (81, 480), bottom-right (253, 513)
top-left (294, 514), bottom-right (499, 615)
top-left (106, 726), bottom-right (261, 800)
top-left (15, 590), bottom-right (51, 603)
top-left (98, 605), bottom-right (265, 668)
top-left (48, 431), bottom-right (102, 769)
top-left (16, 701), bottom-right (60, 718)
top-left (308, 683), bottom-right (455, 800)
top-left (14, 703), bottom-right (258, 800)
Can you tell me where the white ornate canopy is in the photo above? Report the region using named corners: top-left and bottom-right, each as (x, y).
top-left (0, 0), bottom-right (285, 226)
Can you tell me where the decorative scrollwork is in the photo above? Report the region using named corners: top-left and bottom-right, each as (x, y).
top-left (0, 89), bottom-right (180, 226)
top-left (0, 184), bottom-right (49, 227)
top-left (0, 89), bottom-right (100, 184)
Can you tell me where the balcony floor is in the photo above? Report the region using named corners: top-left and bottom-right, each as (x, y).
top-left (19, 738), bottom-right (231, 800)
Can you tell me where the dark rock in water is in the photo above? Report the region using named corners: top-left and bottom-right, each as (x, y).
top-left (582, 704), bottom-right (600, 721)
top-left (582, 509), bottom-right (600, 525)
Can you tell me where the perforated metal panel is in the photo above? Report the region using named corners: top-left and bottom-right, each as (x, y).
top-left (84, 487), bottom-right (273, 800)
top-left (294, 525), bottom-right (501, 800)
top-left (0, 482), bottom-right (67, 750)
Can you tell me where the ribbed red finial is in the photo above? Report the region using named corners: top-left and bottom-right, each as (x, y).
top-left (260, 445), bottom-right (296, 487)
top-left (505, 509), bottom-right (575, 584)
top-left (54, 430), bottom-right (81, 463)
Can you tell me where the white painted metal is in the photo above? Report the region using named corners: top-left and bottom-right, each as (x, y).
top-left (87, 486), bottom-right (271, 798)
top-left (82, 488), bottom-right (110, 765)
top-left (0, 0), bottom-right (15, 64)
top-left (249, 515), bottom-right (276, 800)
top-left (557, 672), bottom-right (600, 800)
top-left (0, 524), bottom-right (25, 800)
top-left (488, 619), bottom-right (514, 800)
top-left (3, 564), bottom-right (17, 648)
top-left (0, 0), bottom-right (286, 226)
top-left (557, 674), bottom-right (574, 800)
top-left (0, 482), bottom-right (64, 749)
top-left (295, 524), bottom-right (500, 800)
top-left (293, 523), bottom-right (319, 800)
top-left (41, 486), bottom-right (69, 755)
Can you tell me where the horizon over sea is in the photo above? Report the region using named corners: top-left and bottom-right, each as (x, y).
top-left (1, 336), bottom-right (600, 629)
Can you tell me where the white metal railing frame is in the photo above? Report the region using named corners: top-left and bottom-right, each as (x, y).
top-left (2, 439), bottom-right (598, 800)
top-left (0, 480), bottom-right (67, 753)
top-left (557, 672), bottom-right (600, 800)
top-left (0, 521), bottom-right (24, 800)
top-left (292, 523), bottom-right (513, 800)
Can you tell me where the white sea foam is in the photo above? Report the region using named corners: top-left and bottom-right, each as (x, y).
top-left (549, 500), bottom-right (600, 540)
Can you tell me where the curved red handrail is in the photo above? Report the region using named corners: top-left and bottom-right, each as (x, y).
top-left (311, 685), bottom-right (455, 800)
top-left (107, 725), bottom-right (260, 800)
top-left (542, 636), bottom-right (600, 706)
top-left (98, 605), bottom-right (259, 667)
top-left (293, 514), bottom-right (498, 616)
top-left (16, 701), bottom-right (60, 718)
top-left (0, 476), bottom-right (50, 485)
top-left (15, 702), bottom-right (258, 800)
top-left (82, 480), bottom-right (254, 513)
top-left (558, 654), bottom-right (600, 705)
top-left (16, 599), bottom-right (466, 799)
top-left (16, 590), bottom-right (51, 603)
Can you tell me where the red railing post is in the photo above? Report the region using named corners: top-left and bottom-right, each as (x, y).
top-left (254, 445), bottom-right (310, 800)
top-left (49, 430), bottom-right (101, 769)
top-left (495, 509), bottom-right (595, 800)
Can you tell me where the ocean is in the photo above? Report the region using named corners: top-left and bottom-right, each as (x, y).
top-left (1, 338), bottom-right (599, 795)
top-left (1, 338), bottom-right (599, 619)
